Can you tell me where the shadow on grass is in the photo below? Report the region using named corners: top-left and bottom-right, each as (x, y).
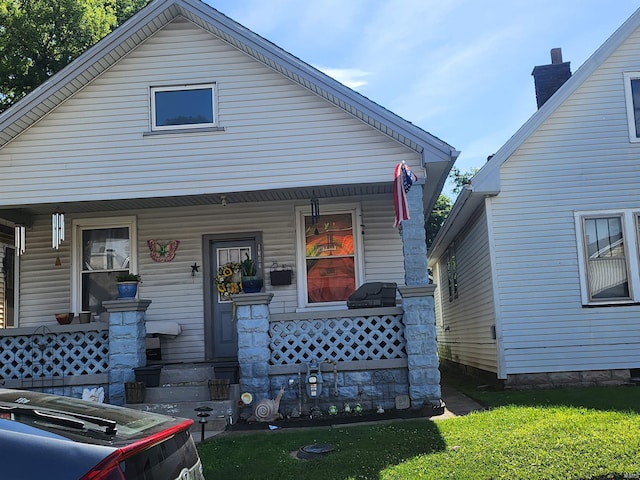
top-left (443, 371), bottom-right (640, 414)
top-left (199, 419), bottom-right (447, 480)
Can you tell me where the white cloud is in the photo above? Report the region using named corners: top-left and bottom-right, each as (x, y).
top-left (318, 68), bottom-right (371, 89)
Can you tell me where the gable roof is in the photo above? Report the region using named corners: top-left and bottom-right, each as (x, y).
top-left (428, 7), bottom-right (640, 263)
top-left (0, 0), bottom-right (457, 213)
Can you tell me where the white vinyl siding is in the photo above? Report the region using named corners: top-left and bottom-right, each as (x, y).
top-left (435, 207), bottom-right (498, 373)
top-left (485, 25), bottom-right (640, 376)
top-left (15, 195), bottom-right (403, 362)
top-left (0, 19), bottom-right (417, 208)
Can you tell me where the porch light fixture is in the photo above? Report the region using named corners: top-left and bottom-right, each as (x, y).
top-left (14, 224), bottom-right (26, 256)
top-left (52, 211), bottom-right (65, 249)
top-left (220, 195), bottom-right (227, 207)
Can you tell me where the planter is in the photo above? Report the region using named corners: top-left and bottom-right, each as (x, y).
top-left (125, 382), bottom-right (145, 404)
top-left (208, 379), bottom-right (230, 400)
top-left (117, 281), bottom-right (139, 299)
top-left (134, 365), bottom-right (162, 387)
top-left (270, 269), bottom-right (292, 286)
top-left (241, 276), bottom-right (263, 293)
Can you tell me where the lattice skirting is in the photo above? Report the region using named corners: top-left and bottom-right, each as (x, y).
top-left (0, 329), bottom-right (109, 380)
top-left (269, 312), bottom-right (406, 365)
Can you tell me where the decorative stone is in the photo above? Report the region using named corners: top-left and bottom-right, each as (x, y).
top-left (395, 394), bottom-right (410, 410)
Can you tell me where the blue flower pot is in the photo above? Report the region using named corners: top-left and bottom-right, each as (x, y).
top-left (117, 282), bottom-right (138, 299)
top-left (241, 277), bottom-right (263, 293)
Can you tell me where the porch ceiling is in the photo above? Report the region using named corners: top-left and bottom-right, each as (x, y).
top-left (0, 183), bottom-right (392, 223)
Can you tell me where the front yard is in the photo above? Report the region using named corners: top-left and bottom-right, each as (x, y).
top-left (197, 380), bottom-right (640, 479)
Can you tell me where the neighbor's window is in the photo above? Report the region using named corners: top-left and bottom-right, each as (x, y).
top-left (446, 243), bottom-right (458, 302)
top-left (299, 209), bottom-right (360, 306)
top-left (72, 217), bottom-right (137, 314)
top-left (583, 216), bottom-right (629, 301)
top-left (151, 84), bottom-right (215, 131)
top-left (623, 73), bottom-right (640, 142)
top-left (575, 211), bottom-right (640, 305)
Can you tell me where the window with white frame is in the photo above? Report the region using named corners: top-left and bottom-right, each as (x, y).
top-left (150, 84), bottom-right (216, 131)
top-left (296, 205), bottom-right (362, 307)
top-left (623, 72), bottom-right (640, 142)
top-left (575, 211), bottom-right (640, 305)
top-left (72, 217), bottom-right (137, 315)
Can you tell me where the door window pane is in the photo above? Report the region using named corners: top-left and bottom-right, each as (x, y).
top-left (215, 247), bottom-right (249, 302)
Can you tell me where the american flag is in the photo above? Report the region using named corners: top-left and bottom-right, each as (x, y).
top-left (393, 162), bottom-right (418, 228)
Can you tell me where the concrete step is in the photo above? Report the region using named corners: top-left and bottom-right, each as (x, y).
top-left (158, 363), bottom-right (216, 385)
top-left (126, 363), bottom-right (239, 437)
top-left (144, 384), bottom-right (211, 403)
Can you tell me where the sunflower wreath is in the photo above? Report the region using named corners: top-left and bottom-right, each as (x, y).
top-left (215, 262), bottom-right (242, 298)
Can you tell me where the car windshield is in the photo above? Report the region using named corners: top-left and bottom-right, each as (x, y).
top-left (0, 389), bottom-right (178, 443)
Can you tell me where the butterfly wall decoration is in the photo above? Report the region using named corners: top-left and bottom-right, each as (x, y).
top-left (147, 239), bottom-right (180, 262)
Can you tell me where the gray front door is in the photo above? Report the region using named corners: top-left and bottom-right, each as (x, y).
top-left (204, 235), bottom-right (260, 363)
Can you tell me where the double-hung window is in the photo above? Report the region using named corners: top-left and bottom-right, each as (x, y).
top-left (72, 216), bottom-right (137, 314)
top-left (150, 84), bottom-right (216, 131)
top-left (623, 72), bottom-right (640, 142)
top-left (296, 205), bottom-right (363, 308)
top-left (576, 210), bottom-right (640, 305)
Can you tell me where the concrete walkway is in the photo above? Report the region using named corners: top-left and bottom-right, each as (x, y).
top-left (430, 382), bottom-right (485, 420)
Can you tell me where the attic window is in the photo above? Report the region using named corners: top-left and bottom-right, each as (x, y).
top-left (151, 84), bottom-right (216, 131)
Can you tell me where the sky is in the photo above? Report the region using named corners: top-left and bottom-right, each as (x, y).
top-left (205, 1), bottom-right (639, 197)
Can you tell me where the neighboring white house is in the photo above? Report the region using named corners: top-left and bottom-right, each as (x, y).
top-left (429, 8), bottom-right (640, 388)
top-left (0, 0), bottom-right (456, 396)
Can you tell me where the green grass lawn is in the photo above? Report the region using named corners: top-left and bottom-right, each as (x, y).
top-left (197, 381), bottom-right (640, 480)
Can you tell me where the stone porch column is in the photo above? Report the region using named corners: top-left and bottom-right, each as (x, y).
top-left (232, 292), bottom-right (274, 402)
top-left (103, 299), bottom-right (152, 405)
top-left (399, 185), bottom-right (441, 406)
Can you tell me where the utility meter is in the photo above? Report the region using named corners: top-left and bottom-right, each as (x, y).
top-left (305, 361), bottom-right (323, 398)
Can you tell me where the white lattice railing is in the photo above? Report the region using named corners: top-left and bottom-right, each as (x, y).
top-left (0, 325), bottom-right (109, 381)
top-left (269, 307), bottom-right (405, 365)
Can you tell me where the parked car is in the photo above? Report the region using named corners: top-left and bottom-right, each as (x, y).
top-left (0, 388), bottom-right (204, 479)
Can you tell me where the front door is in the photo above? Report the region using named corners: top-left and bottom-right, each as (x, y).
top-left (204, 235), bottom-right (261, 369)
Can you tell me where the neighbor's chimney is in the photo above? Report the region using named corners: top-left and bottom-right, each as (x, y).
top-left (532, 48), bottom-right (571, 109)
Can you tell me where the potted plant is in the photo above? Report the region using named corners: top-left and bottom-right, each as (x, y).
top-left (240, 254), bottom-right (263, 293)
top-left (116, 272), bottom-right (141, 299)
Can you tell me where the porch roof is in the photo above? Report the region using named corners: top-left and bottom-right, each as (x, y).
top-left (0, 183), bottom-right (393, 225)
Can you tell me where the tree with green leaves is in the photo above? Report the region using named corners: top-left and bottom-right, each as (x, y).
top-left (449, 165), bottom-right (479, 195)
top-left (0, 0), bottom-right (150, 112)
top-left (426, 166), bottom-right (480, 247)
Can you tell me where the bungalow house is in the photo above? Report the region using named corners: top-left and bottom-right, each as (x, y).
top-left (429, 8), bottom-right (640, 388)
top-left (0, 0), bottom-right (457, 411)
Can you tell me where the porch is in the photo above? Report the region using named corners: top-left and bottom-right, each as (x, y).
top-left (0, 285), bottom-right (441, 416)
